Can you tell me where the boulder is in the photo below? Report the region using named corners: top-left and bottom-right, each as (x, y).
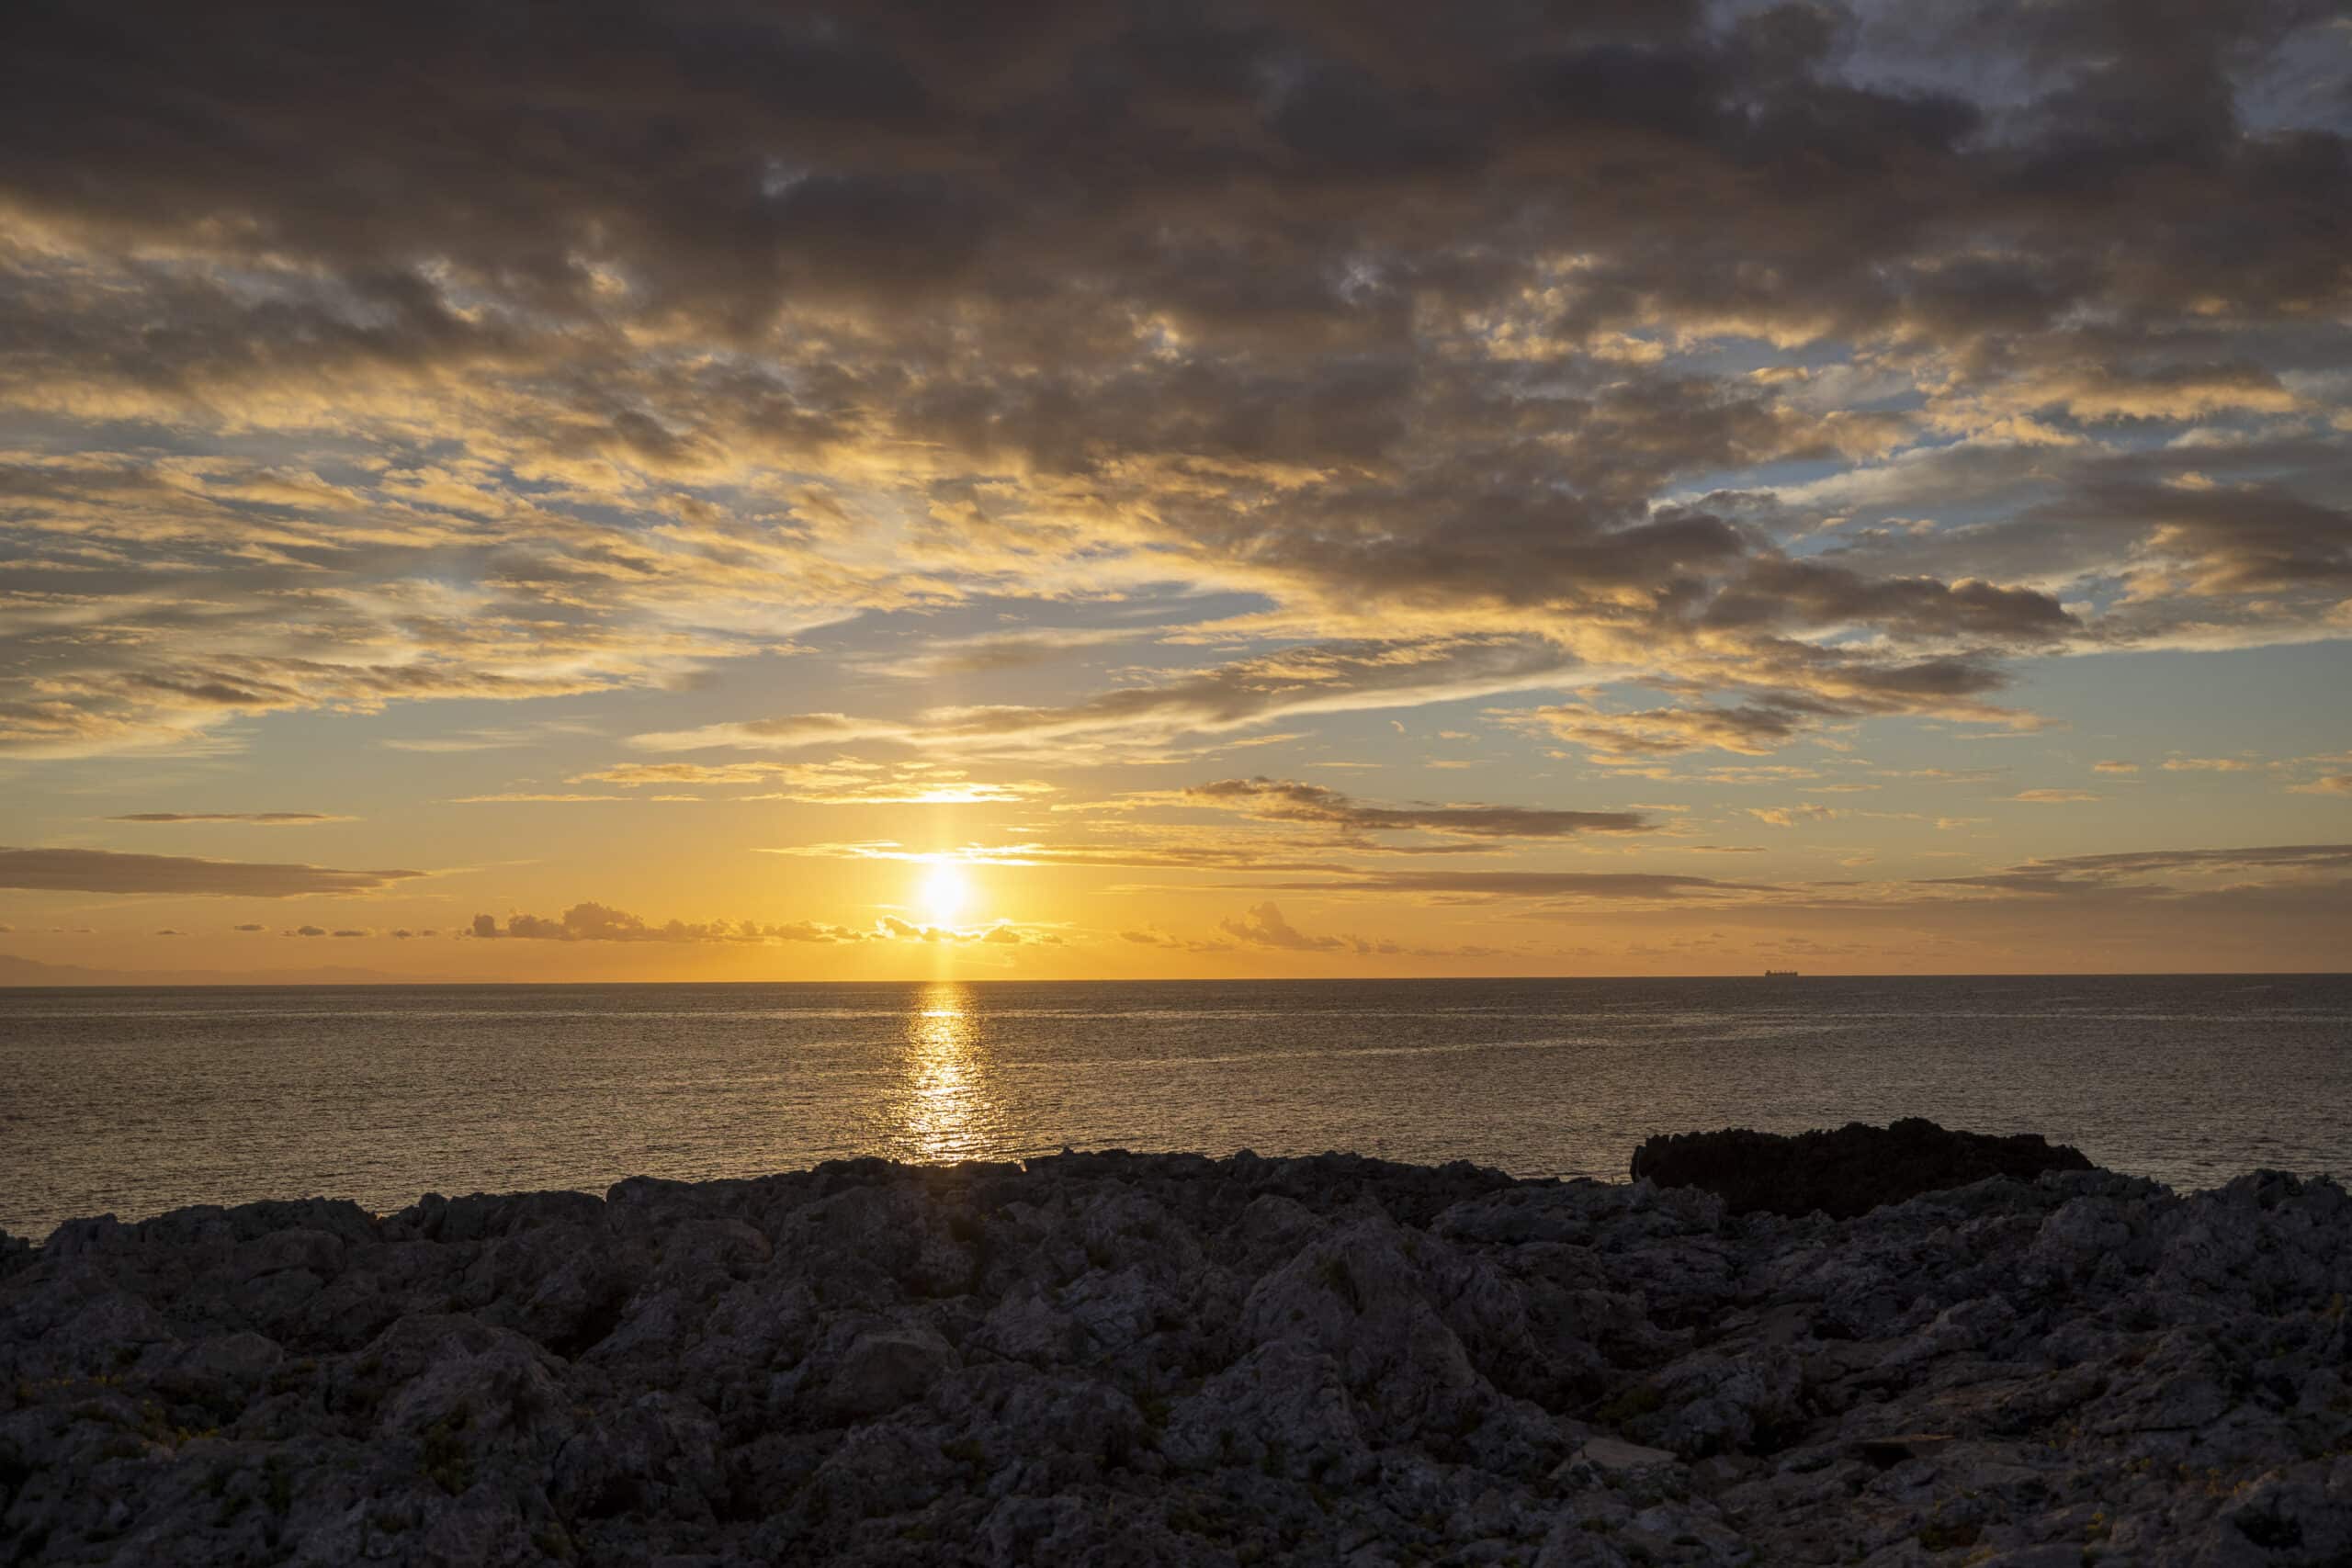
top-left (549, 1391), bottom-right (724, 1521)
top-left (1628, 1118), bottom-right (2096, 1219)
top-left (821, 1325), bottom-right (957, 1420)
top-left (1163, 1337), bottom-right (1372, 1481)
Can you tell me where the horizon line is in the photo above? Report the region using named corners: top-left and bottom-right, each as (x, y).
top-left (4, 968), bottom-right (2348, 990)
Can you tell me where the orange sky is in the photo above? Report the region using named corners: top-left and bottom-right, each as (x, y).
top-left (2, 3), bottom-right (2349, 980)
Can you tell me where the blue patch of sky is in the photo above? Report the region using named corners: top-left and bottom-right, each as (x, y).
top-left (2010, 642), bottom-right (2352, 773)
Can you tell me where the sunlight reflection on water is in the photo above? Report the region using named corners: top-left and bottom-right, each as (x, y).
top-left (887, 986), bottom-right (1001, 1163)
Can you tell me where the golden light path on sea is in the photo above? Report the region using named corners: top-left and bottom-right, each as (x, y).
top-left (890, 983), bottom-right (1003, 1163)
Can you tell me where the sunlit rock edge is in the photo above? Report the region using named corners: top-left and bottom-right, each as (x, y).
top-left (3, 1140), bottom-right (2349, 1566)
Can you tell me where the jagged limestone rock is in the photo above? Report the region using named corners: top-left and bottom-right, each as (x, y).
top-left (4, 1148), bottom-right (2349, 1565)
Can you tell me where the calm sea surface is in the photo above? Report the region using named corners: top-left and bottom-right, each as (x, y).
top-left (3, 975), bottom-right (2347, 1238)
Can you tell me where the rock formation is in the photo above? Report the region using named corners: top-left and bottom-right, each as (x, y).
top-left (1629, 1118), bottom-right (2098, 1218)
top-left (3, 1139), bottom-right (2348, 1564)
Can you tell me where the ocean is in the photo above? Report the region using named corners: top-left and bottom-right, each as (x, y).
top-left (4, 974), bottom-right (2347, 1238)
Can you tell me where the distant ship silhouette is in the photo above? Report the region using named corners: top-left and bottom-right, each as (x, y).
top-left (1763, 969), bottom-right (1800, 977)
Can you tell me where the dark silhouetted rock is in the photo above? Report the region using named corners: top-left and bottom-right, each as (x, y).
top-left (1628, 1116), bottom-right (2098, 1218)
top-left (6, 1144), bottom-right (2348, 1566)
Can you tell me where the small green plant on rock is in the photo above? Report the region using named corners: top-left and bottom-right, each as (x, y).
top-left (1315, 1254), bottom-right (1363, 1311)
top-left (420, 1409), bottom-right (475, 1496)
top-left (1917, 1517), bottom-right (1982, 1551)
top-left (264, 1457), bottom-right (294, 1517)
top-left (1594, 1383), bottom-right (1663, 1426)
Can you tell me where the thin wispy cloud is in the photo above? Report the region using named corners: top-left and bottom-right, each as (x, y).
top-left (0, 848), bottom-right (424, 897)
top-left (1182, 777), bottom-right (1651, 840)
top-left (107, 812), bottom-right (352, 825)
top-left (0, 0), bottom-right (2345, 975)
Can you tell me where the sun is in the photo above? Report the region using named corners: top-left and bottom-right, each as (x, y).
top-left (917, 863), bottom-right (969, 927)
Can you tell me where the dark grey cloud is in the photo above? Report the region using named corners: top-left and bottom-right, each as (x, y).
top-left (1212, 840), bottom-right (2352, 922)
top-left (759, 838), bottom-right (1378, 876)
top-left (1511, 647), bottom-right (2033, 761)
top-left (2037, 843), bottom-right (2352, 875)
top-left (0, 847), bottom-right (424, 897)
top-left (0, 0), bottom-right (2345, 761)
top-left (107, 812), bottom-right (348, 825)
top-left (467, 904), bottom-right (860, 944)
top-left (10, 0), bottom-right (2334, 342)
top-left (1699, 560), bottom-right (2076, 641)
top-left (2037, 482), bottom-right (2352, 599)
top-left (1919, 842), bottom-right (2352, 897)
top-left (1249, 870), bottom-right (1766, 900)
top-left (1184, 776), bottom-right (1651, 839)
top-left (466, 901), bottom-right (1058, 945)
top-left (1756, 430), bottom-right (2352, 653)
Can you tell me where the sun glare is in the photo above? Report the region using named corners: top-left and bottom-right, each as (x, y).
top-left (918, 864), bottom-right (969, 927)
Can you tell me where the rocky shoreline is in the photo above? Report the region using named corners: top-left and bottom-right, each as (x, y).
top-left (4, 1129), bottom-right (2349, 1565)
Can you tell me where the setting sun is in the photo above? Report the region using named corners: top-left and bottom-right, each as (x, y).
top-left (918, 864), bottom-right (970, 927)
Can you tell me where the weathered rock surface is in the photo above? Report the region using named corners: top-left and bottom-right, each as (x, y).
top-left (5, 1144), bottom-right (2349, 1565)
top-left (1630, 1118), bottom-right (2098, 1219)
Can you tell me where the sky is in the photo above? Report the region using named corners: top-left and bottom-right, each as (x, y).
top-left (2, 0), bottom-right (2349, 982)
